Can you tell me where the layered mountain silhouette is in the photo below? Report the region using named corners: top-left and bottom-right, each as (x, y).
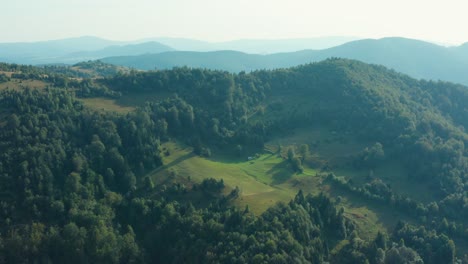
top-left (0, 36), bottom-right (354, 64)
top-left (0, 37), bottom-right (173, 64)
top-left (2, 36), bottom-right (468, 85)
top-left (102, 37), bottom-right (468, 85)
top-left (148, 36), bottom-right (359, 53)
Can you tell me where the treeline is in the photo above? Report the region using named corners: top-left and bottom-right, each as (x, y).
top-left (73, 60), bottom-right (127, 77)
top-left (0, 61), bottom-right (125, 79)
top-left (0, 62), bottom-right (83, 82)
top-left (0, 62), bottom-right (127, 98)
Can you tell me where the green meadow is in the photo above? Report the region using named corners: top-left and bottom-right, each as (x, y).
top-left (147, 139), bottom-right (393, 241)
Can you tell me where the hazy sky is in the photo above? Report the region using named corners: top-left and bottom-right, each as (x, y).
top-left (2, 0), bottom-right (468, 44)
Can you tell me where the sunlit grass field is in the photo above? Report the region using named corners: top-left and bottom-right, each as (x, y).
top-left (79, 97), bottom-right (135, 114)
top-left (0, 79), bottom-right (48, 91)
top-left (148, 140), bottom-right (391, 242)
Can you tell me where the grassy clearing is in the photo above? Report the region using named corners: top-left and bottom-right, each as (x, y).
top-left (0, 71), bottom-right (14, 78)
top-left (146, 125), bottom-right (441, 241)
top-left (149, 142), bottom-right (304, 214)
top-left (116, 91), bottom-right (171, 107)
top-left (79, 91), bottom-right (170, 114)
top-left (139, 125), bottom-right (438, 242)
top-left (79, 97), bottom-right (135, 114)
top-left (272, 126), bottom-right (438, 203)
top-left (0, 79), bottom-right (48, 91)
top-left (267, 126), bottom-right (437, 232)
top-left (149, 141), bottom-right (391, 240)
top-left (269, 126), bottom-right (368, 167)
top-left (326, 182), bottom-right (411, 235)
top-left (334, 161), bottom-right (437, 203)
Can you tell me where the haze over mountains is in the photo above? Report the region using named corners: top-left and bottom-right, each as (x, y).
top-left (0, 37), bottom-right (173, 65)
top-left (148, 36), bottom-right (360, 53)
top-left (103, 37), bottom-right (468, 86)
top-left (0, 36), bottom-right (119, 64)
top-left (2, 36), bottom-right (468, 85)
top-left (0, 36), bottom-right (356, 64)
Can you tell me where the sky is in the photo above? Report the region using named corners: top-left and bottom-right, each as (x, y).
top-left (2, 0), bottom-right (468, 45)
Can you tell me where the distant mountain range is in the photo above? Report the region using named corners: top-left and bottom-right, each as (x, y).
top-left (0, 36), bottom-right (357, 64)
top-left (147, 36), bottom-right (360, 53)
top-left (58, 42), bottom-right (174, 64)
top-left (102, 37), bottom-right (468, 85)
top-left (0, 36), bottom-right (120, 64)
top-left (2, 36), bottom-right (468, 85)
top-left (0, 37), bottom-right (173, 64)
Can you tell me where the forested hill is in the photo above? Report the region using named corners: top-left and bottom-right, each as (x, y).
top-left (0, 59), bottom-right (467, 263)
top-left (102, 59), bottom-right (468, 196)
top-left (102, 37), bottom-right (468, 85)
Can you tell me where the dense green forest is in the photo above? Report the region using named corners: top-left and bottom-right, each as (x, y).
top-left (0, 59), bottom-right (467, 263)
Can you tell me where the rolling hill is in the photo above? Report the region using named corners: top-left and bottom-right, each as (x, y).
top-left (0, 59), bottom-right (467, 262)
top-left (102, 37), bottom-right (468, 85)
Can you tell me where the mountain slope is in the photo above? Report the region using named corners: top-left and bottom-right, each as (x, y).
top-left (102, 37), bottom-right (468, 85)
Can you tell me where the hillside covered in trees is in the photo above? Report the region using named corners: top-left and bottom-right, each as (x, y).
top-left (0, 59), bottom-right (467, 263)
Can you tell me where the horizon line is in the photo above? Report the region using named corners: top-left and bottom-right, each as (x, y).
top-left (0, 35), bottom-right (463, 47)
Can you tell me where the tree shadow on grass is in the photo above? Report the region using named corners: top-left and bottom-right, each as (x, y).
top-left (324, 179), bottom-right (415, 232)
top-left (268, 160), bottom-right (293, 185)
top-left (151, 152), bottom-right (195, 174)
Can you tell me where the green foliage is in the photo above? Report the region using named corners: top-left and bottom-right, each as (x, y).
top-left (0, 88), bottom-right (162, 263)
top-left (291, 156), bottom-right (304, 173)
top-left (354, 142), bottom-right (385, 169)
top-left (299, 143), bottom-right (309, 161)
top-left (393, 222), bottom-right (456, 264)
top-left (119, 191), bottom-right (354, 263)
top-left (287, 147), bottom-right (295, 161)
top-left (0, 58), bottom-right (467, 262)
top-left (0, 73), bottom-right (10, 83)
